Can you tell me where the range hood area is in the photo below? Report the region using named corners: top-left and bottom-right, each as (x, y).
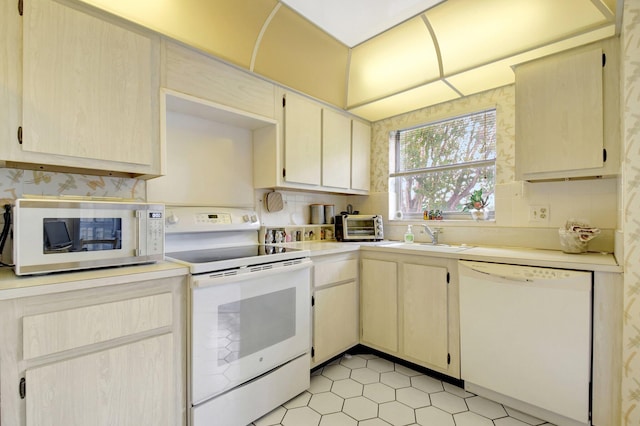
top-left (81, 0), bottom-right (618, 121)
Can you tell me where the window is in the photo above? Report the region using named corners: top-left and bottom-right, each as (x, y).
top-left (390, 109), bottom-right (496, 220)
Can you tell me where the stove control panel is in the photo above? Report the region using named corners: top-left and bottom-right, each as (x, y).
top-left (196, 213), bottom-right (232, 224)
top-left (164, 206), bottom-right (260, 234)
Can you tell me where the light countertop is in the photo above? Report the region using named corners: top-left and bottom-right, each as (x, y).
top-left (0, 240), bottom-right (621, 299)
top-left (361, 243), bottom-right (621, 273)
top-left (0, 261), bottom-right (189, 300)
top-left (282, 240), bottom-right (621, 273)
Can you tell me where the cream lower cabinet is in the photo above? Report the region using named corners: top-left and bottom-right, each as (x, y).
top-left (0, 275), bottom-right (187, 426)
top-left (360, 258), bottom-right (398, 353)
top-left (311, 253), bottom-right (360, 367)
top-left (360, 252), bottom-right (460, 378)
top-left (402, 263), bottom-right (449, 371)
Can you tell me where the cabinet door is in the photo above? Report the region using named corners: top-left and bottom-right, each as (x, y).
top-left (26, 334), bottom-right (174, 426)
top-left (402, 263), bottom-right (449, 370)
top-left (313, 282), bottom-right (359, 364)
top-left (361, 259), bottom-right (398, 352)
top-left (22, 0), bottom-right (156, 167)
top-left (283, 92), bottom-right (322, 185)
top-left (515, 47), bottom-right (603, 178)
top-left (351, 120), bottom-right (371, 191)
top-left (322, 109), bottom-right (351, 189)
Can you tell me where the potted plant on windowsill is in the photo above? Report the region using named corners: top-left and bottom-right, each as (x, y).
top-left (462, 189), bottom-right (489, 220)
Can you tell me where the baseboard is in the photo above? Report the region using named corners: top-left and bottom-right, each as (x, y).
top-left (313, 344), bottom-right (464, 389)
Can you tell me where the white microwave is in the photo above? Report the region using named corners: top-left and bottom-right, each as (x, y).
top-left (13, 199), bottom-right (164, 276)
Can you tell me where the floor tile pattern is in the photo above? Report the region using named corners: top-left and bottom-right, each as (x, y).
top-left (251, 353), bottom-right (556, 426)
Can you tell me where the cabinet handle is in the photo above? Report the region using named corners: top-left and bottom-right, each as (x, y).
top-left (17, 126), bottom-right (22, 144)
top-left (603, 149), bottom-right (607, 163)
top-left (19, 377), bottom-right (26, 399)
top-left (18, 0), bottom-right (23, 16)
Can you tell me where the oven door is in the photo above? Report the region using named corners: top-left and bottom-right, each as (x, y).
top-left (190, 259), bottom-right (311, 406)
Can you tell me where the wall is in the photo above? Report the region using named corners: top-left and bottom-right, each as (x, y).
top-left (621, 0), bottom-right (640, 423)
top-left (255, 188), bottom-right (349, 228)
top-left (146, 110), bottom-right (255, 207)
top-left (355, 83), bottom-right (618, 252)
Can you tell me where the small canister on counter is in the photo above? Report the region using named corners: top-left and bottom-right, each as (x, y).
top-left (324, 205), bottom-right (335, 224)
top-left (310, 204), bottom-right (325, 224)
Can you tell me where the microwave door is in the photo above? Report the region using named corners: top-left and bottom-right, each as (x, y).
top-left (43, 221), bottom-right (73, 252)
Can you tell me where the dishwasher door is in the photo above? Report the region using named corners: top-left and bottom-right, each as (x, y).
top-left (458, 260), bottom-right (592, 426)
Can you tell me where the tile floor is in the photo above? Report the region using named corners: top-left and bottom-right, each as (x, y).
top-left (250, 353), bottom-right (556, 426)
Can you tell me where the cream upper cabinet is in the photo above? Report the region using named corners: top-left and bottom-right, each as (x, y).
top-left (254, 89), bottom-right (370, 194)
top-left (163, 41), bottom-right (275, 119)
top-left (283, 92), bottom-right (322, 185)
top-left (322, 109), bottom-right (351, 189)
top-left (351, 120), bottom-right (371, 192)
top-left (6, 0), bottom-right (162, 177)
top-left (515, 39), bottom-right (619, 181)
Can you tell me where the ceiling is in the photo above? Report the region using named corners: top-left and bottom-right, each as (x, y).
top-left (280, 0), bottom-right (445, 47)
top-left (83, 0), bottom-right (619, 122)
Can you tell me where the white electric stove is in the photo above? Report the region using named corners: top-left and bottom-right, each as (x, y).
top-left (164, 206), bottom-right (311, 426)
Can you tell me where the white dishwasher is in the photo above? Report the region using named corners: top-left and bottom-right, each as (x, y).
top-left (458, 260), bottom-right (592, 426)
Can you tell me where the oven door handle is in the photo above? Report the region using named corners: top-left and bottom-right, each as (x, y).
top-left (192, 258), bottom-right (312, 288)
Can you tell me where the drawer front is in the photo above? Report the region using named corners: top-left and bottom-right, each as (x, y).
top-left (23, 293), bottom-right (172, 360)
top-left (314, 259), bottom-right (357, 288)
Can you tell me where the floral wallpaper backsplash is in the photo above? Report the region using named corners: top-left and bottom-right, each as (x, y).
top-left (370, 81), bottom-right (618, 239)
top-left (371, 85), bottom-right (516, 194)
top-left (622, 0), bottom-right (640, 424)
top-left (0, 168), bottom-right (145, 205)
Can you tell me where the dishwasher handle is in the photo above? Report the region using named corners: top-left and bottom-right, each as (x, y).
top-left (459, 260), bottom-right (591, 286)
top-left (463, 264), bottom-right (533, 282)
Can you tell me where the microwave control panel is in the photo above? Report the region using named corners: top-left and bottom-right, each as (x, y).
top-left (141, 209), bottom-right (165, 256)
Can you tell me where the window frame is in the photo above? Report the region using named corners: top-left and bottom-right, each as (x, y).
top-left (389, 108), bottom-right (497, 221)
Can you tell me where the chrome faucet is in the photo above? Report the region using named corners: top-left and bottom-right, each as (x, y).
top-left (419, 224), bottom-right (442, 245)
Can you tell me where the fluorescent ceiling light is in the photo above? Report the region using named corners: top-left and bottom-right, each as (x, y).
top-left (280, 0), bottom-right (445, 47)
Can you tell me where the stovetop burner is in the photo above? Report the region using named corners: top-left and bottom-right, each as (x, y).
top-left (165, 244), bottom-right (308, 275)
top-left (166, 245), bottom-right (302, 264)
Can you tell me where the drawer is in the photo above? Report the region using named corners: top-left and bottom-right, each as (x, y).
top-left (314, 259), bottom-right (358, 288)
top-left (23, 293), bottom-right (172, 360)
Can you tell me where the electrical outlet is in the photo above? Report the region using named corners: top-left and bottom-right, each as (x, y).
top-left (529, 205), bottom-right (550, 223)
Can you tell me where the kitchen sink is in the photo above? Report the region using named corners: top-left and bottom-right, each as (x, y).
top-left (386, 242), bottom-right (473, 253)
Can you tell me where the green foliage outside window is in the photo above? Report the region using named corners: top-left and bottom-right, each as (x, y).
top-left (391, 109), bottom-right (496, 218)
